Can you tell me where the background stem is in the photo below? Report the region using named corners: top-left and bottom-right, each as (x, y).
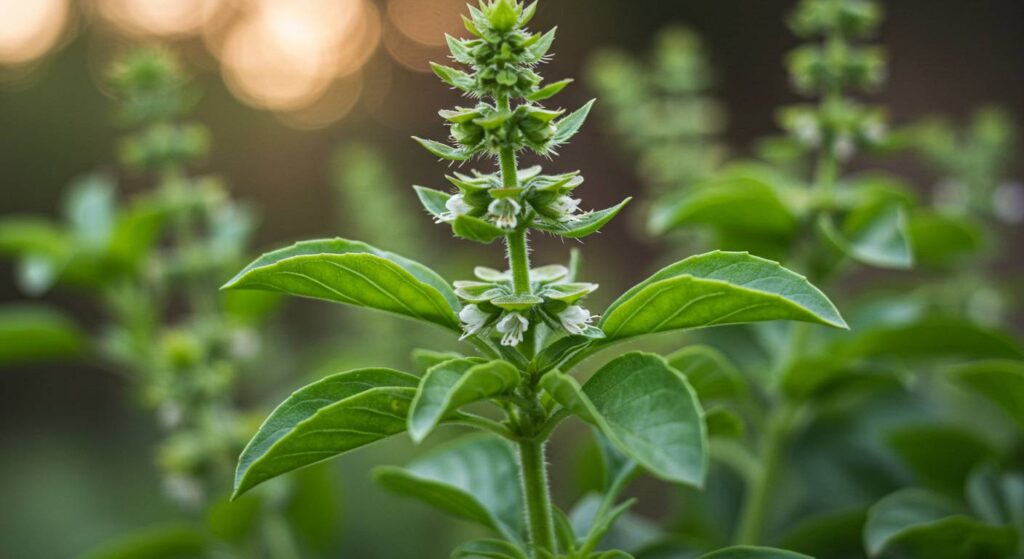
top-left (734, 404), bottom-right (796, 544)
top-left (518, 438), bottom-right (556, 556)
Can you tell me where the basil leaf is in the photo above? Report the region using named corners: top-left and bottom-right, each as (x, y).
top-left (532, 198), bottom-right (631, 239)
top-left (540, 352), bottom-right (707, 486)
top-left (0, 305), bottom-right (84, 365)
top-left (451, 539), bottom-right (528, 559)
top-left (864, 489), bottom-right (1017, 558)
top-left (454, 215), bottom-right (507, 244)
top-left (224, 238), bottom-right (460, 331)
top-left (408, 358), bottom-right (520, 443)
top-left (819, 201), bottom-right (913, 269)
top-left (234, 368), bottom-right (418, 497)
top-left (601, 251), bottom-right (846, 342)
top-left (552, 99), bottom-right (595, 145)
top-left (951, 360), bottom-right (1024, 429)
top-left (649, 175), bottom-right (797, 237)
top-left (374, 435), bottom-right (524, 542)
top-left (696, 546), bottom-right (812, 558)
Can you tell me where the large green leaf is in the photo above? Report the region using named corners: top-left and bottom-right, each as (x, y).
top-left (648, 176), bottom-right (797, 237)
top-left (540, 352), bottom-right (708, 486)
top-left (966, 465), bottom-right (1024, 531)
top-left (223, 238), bottom-right (460, 331)
top-left (887, 425), bottom-right (995, 496)
top-left (665, 345), bottom-right (747, 403)
top-left (864, 489), bottom-right (1018, 558)
top-left (0, 216), bottom-right (69, 258)
top-left (81, 523), bottom-right (207, 559)
top-left (374, 435), bottom-right (524, 542)
top-left (0, 305), bottom-right (85, 365)
top-left (408, 358), bottom-right (520, 443)
top-left (908, 210), bottom-right (985, 268)
top-left (234, 368), bottom-right (418, 497)
top-left (951, 360), bottom-right (1024, 429)
top-left (819, 201), bottom-right (913, 269)
top-left (600, 252), bottom-right (846, 342)
top-left (843, 318), bottom-right (1024, 361)
top-left (696, 547), bottom-right (812, 559)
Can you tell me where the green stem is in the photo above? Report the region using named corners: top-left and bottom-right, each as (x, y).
top-left (518, 438), bottom-right (556, 556)
top-left (507, 226), bottom-right (531, 295)
top-left (734, 404), bottom-right (797, 545)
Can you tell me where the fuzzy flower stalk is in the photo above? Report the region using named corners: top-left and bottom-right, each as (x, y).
top-left (414, 0), bottom-right (628, 349)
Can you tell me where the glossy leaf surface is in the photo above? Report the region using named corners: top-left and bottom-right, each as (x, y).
top-left (224, 238), bottom-right (460, 331)
top-left (601, 251), bottom-right (846, 342)
top-left (374, 435), bottom-right (524, 542)
top-left (234, 368), bottom-right (418, 497)
top-left (541, 352), bottom-right (707, 486)
top-left (408, 358), bottom-right (519, 443)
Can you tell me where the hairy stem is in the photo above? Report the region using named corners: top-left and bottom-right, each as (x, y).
top-left (507, 229), bottom-right (531, 295)
top-left (518, 438), bottom-right (556, 556)
top-left (735, 404), bottom-right (797, 544)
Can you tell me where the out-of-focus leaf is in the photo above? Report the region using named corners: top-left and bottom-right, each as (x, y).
top-left (843, 318), bottom-right (1023, 361)
top-left (220, 289), bottom-right (283, 326)
top-left (205, 493), bottom-right (263, 544)
top-left (80, 523), bottom-right (207, 559)
top-left (887, 425), bottom-right (995, 496)
top-left (285, 464), bottom-right (343, 553)
top-left (0, 305), bottom-right (85, 365)
top-left (233, 368), bottom-right (418, 497)
top-left (0, 217), bottom-right (69, 258)
top-left (666, 345), bottom-right (747, 403)
top-left (408, 358), bottom-right (519, 443)
top-left (374, 434), bottom-right (524, 542)
top-left (451, 538), bottom-right (528, 559)
top-left (779, 507), bottom-right (868, 559)
top-left (864, 488), bottom-right (1018, 558)
top-left (649, 175), bottom-right (797, 237)
top-left (223, 238), bottom-right (460, 331)
top-left (950, 360), bottom-right (1024, 429)
top-left (541, 352), bottom-right (707, 486)
top-left (908, 210), bottom-right (985, 268)
top-left (966, 464), bottom-right (1024, 531)
top-left (819, 202), bottom-right (913, 269)
top-left (695, 546), bottom-right (811, 558)
top-left (601, 251), bottom-right (846, 342)
top-left (705, 407), bottom-right (744, 439)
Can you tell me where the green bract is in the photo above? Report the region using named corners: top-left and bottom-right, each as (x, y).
top-left (225, 2), bottom-right (846, 558)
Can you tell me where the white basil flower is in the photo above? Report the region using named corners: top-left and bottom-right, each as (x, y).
top-left (496, 311), bottom-right (529, 346)
top-left (550, 195), bottom-right (582, 222)
top-left (558, 305), bottom-right (595, 335)
top-left (437, 194), bottom-right (472, 223)
top-left (458, 304), bottom-right (491, 339)
top-left (488, 198), bottom-right (521, 229)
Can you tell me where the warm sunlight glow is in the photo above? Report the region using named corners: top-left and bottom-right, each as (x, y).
top-left (217, 0), bottom-right (378, 111)
top-left (0, 0), bottom-right (70, 65)
top-left (386, 0), bottom-right (465, 46)
top-left (95, 0), bottom-right (224, 37)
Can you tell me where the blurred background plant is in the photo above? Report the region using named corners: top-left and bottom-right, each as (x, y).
top-left (0, 0), bottom-right (1022, 558)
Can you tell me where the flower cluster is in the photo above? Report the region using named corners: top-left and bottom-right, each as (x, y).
top-left (455, 264), bottom-right (600, 345)
top-left (427, 165), bottom-right (585, 232)
top-left (782, 0), bottom-right (888, 160)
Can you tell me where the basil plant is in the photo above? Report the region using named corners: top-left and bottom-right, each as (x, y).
top-left (224, 2), bottom-right (846, 558)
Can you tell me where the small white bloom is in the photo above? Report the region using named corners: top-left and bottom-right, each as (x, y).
top-left (550, 195), bottom-right (582, 222)
top-left (834, 135), bottom-right (855, 161)
top-left (437, 194), bottom-right (472, 223)
top-left (496, 312), bottom-right (529, 346)
top-left (558, 305), bottom-right (595, 335)
top-left (488, 198), bottom-right (521, 229)
top-left (794, 115), bottom-right (821, 146)
top-left (459, 304), bottom-right (491, 339)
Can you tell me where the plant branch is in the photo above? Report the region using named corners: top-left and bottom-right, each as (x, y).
top-left (518, 438), bottom-right (557, 556)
